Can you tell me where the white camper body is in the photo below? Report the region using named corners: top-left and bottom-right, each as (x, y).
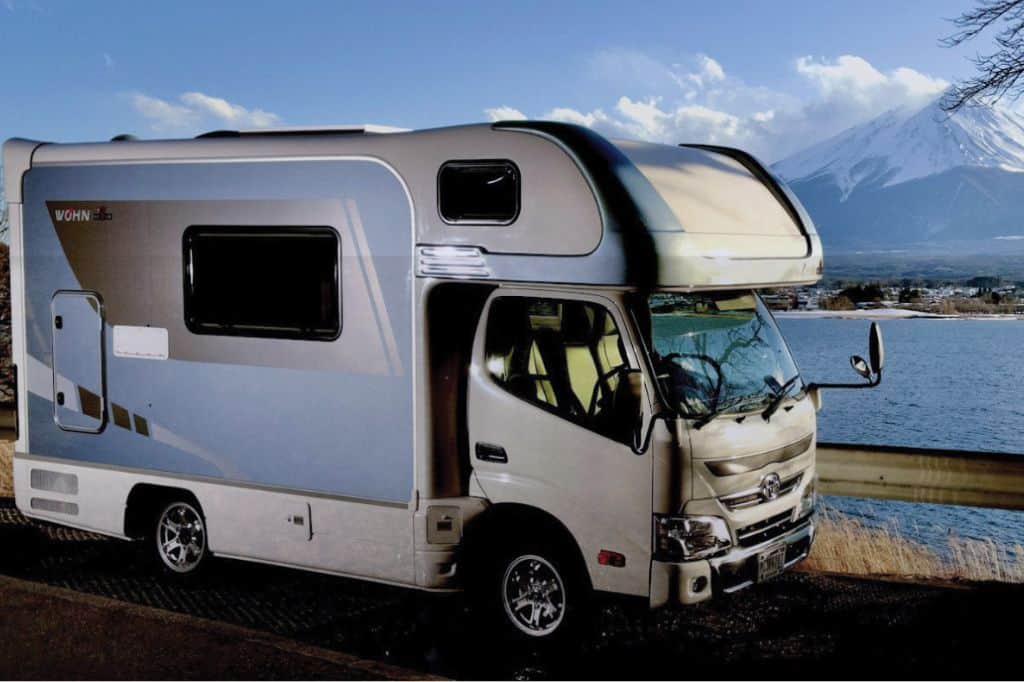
top-left (3, 122), bottom-right (831, 637)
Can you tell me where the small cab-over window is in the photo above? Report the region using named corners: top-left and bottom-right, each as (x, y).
top-left (438, 160), bottom-right (520, 224)
top-left (183, 225), bottom-right (341, 341)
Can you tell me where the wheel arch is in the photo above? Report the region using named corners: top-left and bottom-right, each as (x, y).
top-left (123, 483), bottom-right (202, 539)
top-left (461, 501), bottom-right (592, 589)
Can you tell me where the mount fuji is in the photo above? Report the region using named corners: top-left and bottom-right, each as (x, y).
top-left (773, 95), bottom-right (1024, 251)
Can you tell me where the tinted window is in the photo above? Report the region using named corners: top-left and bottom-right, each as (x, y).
top-left (183, 226), bottom-right (340, 341)
top-left (438, 160), bottom-right (519, 224)
top-left (485, 296), bottom-right (634, 442)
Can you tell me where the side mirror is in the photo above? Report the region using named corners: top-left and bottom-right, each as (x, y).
top-left (808, 322), bottom-right (884, 391)
top-left (613, 367), bottom-right (668, 455)
top-left (618, 368), bottom-right (644, 425)
top-left (869, 322), bottom-right (885, 374)
top-left (849, 355), bottom-right (871, 379)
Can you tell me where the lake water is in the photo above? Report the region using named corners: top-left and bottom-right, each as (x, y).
top-left (778, 317), bottom-right (1024, 554)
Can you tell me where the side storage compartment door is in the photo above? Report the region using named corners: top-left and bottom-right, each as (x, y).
top-left (52, 290), bottom-right (106, 433)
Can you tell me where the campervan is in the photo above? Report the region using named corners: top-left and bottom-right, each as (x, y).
top-left (2, 122), bottom-right (882, 639)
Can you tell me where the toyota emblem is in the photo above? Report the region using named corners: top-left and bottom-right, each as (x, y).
top-left (760, 473), bottom-right (782, 501)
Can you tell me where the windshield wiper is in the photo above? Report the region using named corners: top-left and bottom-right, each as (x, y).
top-left (692, 396), bottom-right (749, 430)
top-left (761, 374), bottom-right (802, 422)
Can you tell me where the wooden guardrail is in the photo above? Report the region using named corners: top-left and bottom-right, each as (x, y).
top-left (817, 442), bottom-right (1024, 512)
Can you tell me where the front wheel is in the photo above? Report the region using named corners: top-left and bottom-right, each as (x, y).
top-left (485, 542), bottom-right (590, 642)
top-left (153, 499), bottom-right (209, 578)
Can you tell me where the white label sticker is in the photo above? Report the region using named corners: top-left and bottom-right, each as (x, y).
top-left (113, 326), bottom-right (168, 360)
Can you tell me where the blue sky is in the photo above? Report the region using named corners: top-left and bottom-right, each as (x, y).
top-left (0, 0), bottom-right (996, 164)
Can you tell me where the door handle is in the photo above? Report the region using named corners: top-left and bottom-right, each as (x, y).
top-left (475, 442), bottom-right (508, 463)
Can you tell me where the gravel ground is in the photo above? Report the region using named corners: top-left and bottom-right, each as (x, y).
top-left (1, 499), bottom-right (1020, 679)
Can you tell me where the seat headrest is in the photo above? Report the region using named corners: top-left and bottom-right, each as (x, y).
top-left (561, 304), bottom-right (595, 345)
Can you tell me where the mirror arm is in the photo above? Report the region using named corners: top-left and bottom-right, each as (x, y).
top-left (808, 369), bottom-right (882, 391)
top-left (630, 410), bottom-right (676, 455)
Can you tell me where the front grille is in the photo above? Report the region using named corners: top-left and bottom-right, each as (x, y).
top-left (736, 509), bottom-right (796, 547)
top-left (722, 472), bottom-right (803, 511)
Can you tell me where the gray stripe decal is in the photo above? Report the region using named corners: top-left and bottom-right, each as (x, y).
top-left (345, 199), bottom-right (403, 376)
top-left (15, 452), bottom-right (410, 509)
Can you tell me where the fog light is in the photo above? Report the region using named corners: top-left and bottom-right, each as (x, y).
top-left (691, 576), bottom-right (708, 593)
top-left (797, 476), bottom-right (817, 518)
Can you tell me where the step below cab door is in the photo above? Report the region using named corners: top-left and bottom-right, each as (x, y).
top-left (51, 290), bottom-right (106, 433)
top-left (468, 289), bottom-right (653, 597)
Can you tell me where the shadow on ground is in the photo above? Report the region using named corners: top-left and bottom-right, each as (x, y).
top-left (1, 500), bottom-right (1020, 679)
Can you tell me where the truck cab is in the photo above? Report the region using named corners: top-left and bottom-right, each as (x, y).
top-left (435, 125), bottom-right (882, 639)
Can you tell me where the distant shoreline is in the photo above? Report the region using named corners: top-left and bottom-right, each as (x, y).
top-left (775, 309), bottom-right (1023, 321)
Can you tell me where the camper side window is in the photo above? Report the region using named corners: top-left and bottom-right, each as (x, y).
top-left (438, 160), bottom-right (519, 224)
top-left (183, 226), bottom-right (341, 341)
top-left (484, 296), bottom-right (633, 443)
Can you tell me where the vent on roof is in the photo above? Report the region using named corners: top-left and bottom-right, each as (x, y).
top-left (195, 124), bottom-right (409, 139)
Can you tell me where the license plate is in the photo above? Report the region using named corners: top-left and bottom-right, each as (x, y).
top-left (757, 546), bottom-right (786, 582)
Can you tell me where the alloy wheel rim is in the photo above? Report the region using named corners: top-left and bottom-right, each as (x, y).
top-left (157, 502), bottom-right (206, 573)
top-left (502, 554), bottom-right (566, 636)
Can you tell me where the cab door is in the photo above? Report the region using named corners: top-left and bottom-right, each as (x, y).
top-left (467, 290), bottom-right (653, 597)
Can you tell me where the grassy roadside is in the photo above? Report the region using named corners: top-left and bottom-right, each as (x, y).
top-left (804, 507), bottom-right (1024, 583)
top-left (0, 440), bottom-right (10, 497)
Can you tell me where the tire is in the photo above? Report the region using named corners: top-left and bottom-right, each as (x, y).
top-left (152, 498), bottom-right (209, 579)
top-left (483, 539), bottom-right (591, 643)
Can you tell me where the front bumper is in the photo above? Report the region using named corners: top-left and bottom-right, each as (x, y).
top-left (650, 516), bottom-right (814, 607)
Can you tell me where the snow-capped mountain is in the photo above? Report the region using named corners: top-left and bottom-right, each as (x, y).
top-left (773, 96), bottom-right (1024, 250)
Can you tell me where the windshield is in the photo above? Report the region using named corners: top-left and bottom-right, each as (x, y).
top-left (638, 291), bottom-right (802, 417)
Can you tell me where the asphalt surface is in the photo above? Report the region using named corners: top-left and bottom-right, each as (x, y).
top-left (1, 499), bottom-right (1021, 679)
top-left (0, 576), bottom-right (435, 680)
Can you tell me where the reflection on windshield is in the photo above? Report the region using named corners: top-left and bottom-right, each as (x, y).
top-left (643, 291), bottom-right (802, 417)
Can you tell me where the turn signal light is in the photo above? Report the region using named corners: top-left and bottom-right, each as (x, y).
top-left (598, 550), bottom-right (626, 567)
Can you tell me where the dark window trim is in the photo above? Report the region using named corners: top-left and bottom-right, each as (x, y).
top-left (182, 225), bottom-right (342, 342)
top-left (484, 295), bottom-right (634, 446)
top-left (437, 159), bottom-right (521, 226)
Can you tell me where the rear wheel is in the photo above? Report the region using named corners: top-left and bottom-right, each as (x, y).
top-left (153, 499), bottom-right (208, 577)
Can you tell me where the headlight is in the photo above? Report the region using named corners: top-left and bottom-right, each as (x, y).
top-left (654, 514), bottom-right (732, 561)
top-left (797, 476), bottom-right (817, 519)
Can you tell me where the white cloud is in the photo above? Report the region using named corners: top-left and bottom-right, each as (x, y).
top-left (796, 55), bottom-right (946, 105)
top-left (131, 94), bottom-right (198, 131)
top-left (545, 107), bottom-right (605, 127)
top-left (686, 54), bottom-right (725, 89)
top-left (179, 92), bottom-right (280, 128)
top-left (484, 52), bottom-right (949, 162)
top-left (484, 106), bottom-right (527, 122)
top-left (103, 53), bottom-right (114, 68)
top-left (131, 91), bottom-right (281, 133)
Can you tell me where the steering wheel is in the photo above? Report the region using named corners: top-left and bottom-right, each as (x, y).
top-left (587, 366), bottom-right (626, 418)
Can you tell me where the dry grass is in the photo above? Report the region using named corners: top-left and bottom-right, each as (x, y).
top-left (0, 439), bottom-right (11, 497)
top-left (805, 507), bottom-right (1024, 583)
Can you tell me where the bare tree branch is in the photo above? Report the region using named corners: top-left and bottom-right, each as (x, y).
top-left (941, 0), bottom-right (1024, 111)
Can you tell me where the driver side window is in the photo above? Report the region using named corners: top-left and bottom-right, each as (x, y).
top-left (484, 296), bottom-right (633, 442)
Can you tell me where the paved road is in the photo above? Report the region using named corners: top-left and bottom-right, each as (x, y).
top-left (0, 576), bottom-right (434, 680)
top-left (1, 500), bottom-right (1020, 679)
